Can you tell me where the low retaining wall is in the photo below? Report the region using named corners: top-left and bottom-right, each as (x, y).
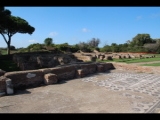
top-left (0, 62), bottom-right (115, 96)
top-left (41, 65), bottom-right (77, 81)
top-left (4, 70), bottom-right (44, 90)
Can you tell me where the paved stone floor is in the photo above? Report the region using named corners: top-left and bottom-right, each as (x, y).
top-left (0, 69), bottom-right (160, 113)
top-left (81, 70), bottom-right (160, 113)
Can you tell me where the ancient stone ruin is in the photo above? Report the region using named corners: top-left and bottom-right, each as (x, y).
top-left (0, 61), bottom-right (115, 96)
top-left (0, 51), bottom-right (157, 97)
top-left (12, 52), bottom-right (98, 71)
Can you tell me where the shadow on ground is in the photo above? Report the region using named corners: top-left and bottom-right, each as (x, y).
top-left (9, 69), bottom-right (113, 96)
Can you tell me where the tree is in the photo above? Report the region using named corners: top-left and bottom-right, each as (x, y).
top-left (111, 43), bottom-right (119, 52)
top-left (44, 38), bottom-right (53, 46)
top-left (77, 42), bottom-right (91, 52)
top-left (100, 45), bottom-right (112, 52)
top-left (88, 38), bottom-right (100, 48)
top-left (10, 45), bottom-right (16, 50)
top-left (0, 7), bottom-right (35, 55)
top-left (27, 43), bottom-right (43, 51)
top-left (143, 43), bottom-right (159, 52)
top-left (131, 34), bottom-right (152, 46)
top-left (126, 40), bottom-right (131, 44)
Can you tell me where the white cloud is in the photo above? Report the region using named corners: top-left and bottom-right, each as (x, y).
top-left (150, 13), bottom-right (160, 18)
top-left (82, 28), bottom-right (90, 32)
top-left (28, 39), bottom-right (37, 43)
top-left (136, 16), bottom-right (142, 21)
top-left (49, 32), bottom-right (58, 37)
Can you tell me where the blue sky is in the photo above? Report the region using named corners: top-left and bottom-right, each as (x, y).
top-left (1, 7), bottom-right (160, 48)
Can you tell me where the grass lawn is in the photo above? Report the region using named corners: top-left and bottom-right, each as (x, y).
top-left (141, 62), bottom-right (160, 66)
top-left (97, 54), bottom-right (160, 64)
top-left (117, 57), bottom-right (160, 63)
top-left (0, 49), bottom-right (7, 55)
top-left (0, 49), bottom-right (18, 55)
top-left (0, 60), bottom-right (20, 72)
top-left (97, 57), bottom-right (160, 63)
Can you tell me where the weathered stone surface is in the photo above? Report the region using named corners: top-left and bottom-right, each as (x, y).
top-left (112, 55), bottom-right (121, 59)
top-left (49, 65), bottom-right (76, 81)
top-left (73, 53), bottom-right (96, 62)
top-left (90, 56), bottom-right (97, 62)
top-left (99, 63), bottom-right (115, 71)
top-left (44, 73), bottom-right (58, 85)
top-left (93, 49), bottom-right (99, 53)
top-left (125, 55), bottom-right (131, 59)
top-left (48, 57), bottom-right (59, 67)
top-left (13, 53), bottom-right (82, 70)
top-left (130, 55), bottom-right (136, 58)
top-left (58, 56), bottom-right (71, 65)
top-left (19, 62), bottom-right (37, 70)
top-left (121, 55), bottom-right (126, 58)
top-left (97, 65), bottom-right (104, 72)
top-left (0, 69), bottom-right (6, 76)
top-left (0, 76), bottom-right (8, 92)
top-left (79, 63), bottom-right (97, 75)
top-left (0, 92), bottom-right (5, 97)
top-left (106, 63), bottom-right (115, 70)
top-left (4, 70), bottom-right (44, 89)
top-left (37, 56), bottom-right (45, 67)
top-left (105, 56), bottom-right (113, 60)
top-left (40, 68), bottom-right (51, 74)
top-left (99, 55), bottom-right (105, 61)
top-left (77, 69), bottom-right (85, 78)
top-left (6, 79), bottom-right (14, 95)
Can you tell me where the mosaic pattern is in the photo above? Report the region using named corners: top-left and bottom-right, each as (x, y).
top-left (81, 72), bottom-right (160, 113)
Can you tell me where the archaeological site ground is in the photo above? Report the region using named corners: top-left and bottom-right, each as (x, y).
top-left (0, 51), bottom-right (160, 113)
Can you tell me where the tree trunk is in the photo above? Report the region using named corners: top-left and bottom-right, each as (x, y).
top-left (7, 37), bottom-right (11, 55)
top-left (7, 43), bottom-right (10, 55)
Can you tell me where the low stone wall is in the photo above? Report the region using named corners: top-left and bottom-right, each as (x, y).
top-left (0, 69), bottom-right (6, 76)
top-left (73, 53), bottom-right (96, 62)
top-left (4, 70), bottom-right (44, 89)
top-left (0, 76), bottom-right (7, 92)
top-left (0, 54), bottom-right (13, 60)
top-left (112, 62), bottom-right (160, 74)
top-left (78, 63), bottom-right (97, 75)
top-left (43, 65), bottom-right (76, 81)
top-left (0, 62), bottom-right (115, 95)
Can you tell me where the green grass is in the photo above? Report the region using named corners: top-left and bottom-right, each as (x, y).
top-left (97, 57), bottom-right (160, 63)
top-left (0, 60), bottom-right (20, 72)
top-left (141, 62), bottom-right (160, 66)
top-left (0, 49), bottom-right (18, 55)
top-left (120, 57), bottom-right (160, 64)
top-left (97, 54), bottom-right (160, 64)
top-left (0, 49), bottom-right (7, 55)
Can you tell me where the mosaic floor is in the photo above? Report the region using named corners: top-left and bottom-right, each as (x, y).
top-left (81, 71), bottom-right (160, 113)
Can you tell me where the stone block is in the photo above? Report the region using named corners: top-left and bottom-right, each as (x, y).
top-left (49, 65), bottom-right (76, 81)
top-left (0, 92), bottom-right (6, 97)
top-left (0, 69), bottom-right (6, 76)
top-left (44, 73), bottom-right (58, 85)
top-left (5, 70), bottom-right (44, 89)
top-left (105, 56), bottom-right (113, 60)
top-left (0, 76), bottom-right (7, 93)
top-left (97, 65), bottom-right (104, 72)
top-left (77, 69), bottom-right (85, 78)
top-left (6, 79), bottom-right (14, 95)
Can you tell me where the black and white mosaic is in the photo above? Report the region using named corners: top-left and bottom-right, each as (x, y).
top-left (81, 71), bottom-right (160, 113)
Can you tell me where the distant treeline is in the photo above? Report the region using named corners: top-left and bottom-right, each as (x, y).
top-left (1, 34), bottom-right (160, 54)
